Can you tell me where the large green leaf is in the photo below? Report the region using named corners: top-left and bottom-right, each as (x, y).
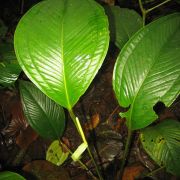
top-left (14, 0), bottom-right (109, 110)
top-left (105, 6), bottom-right (142, 49)
top-left (113, 13), bottom-right (180, 130)
top-left (0, 41), bottom-right (21, 87)
top-left (0, 171), bottom-right (25, 180)
top-left (140, 120), bottom-right (180, 176)
top-left (19, 81), bottom-right (65, 140)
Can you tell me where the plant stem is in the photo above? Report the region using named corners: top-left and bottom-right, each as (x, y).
top-left (139, 0), bottom-right (172, 26)
top-left (146, 0), bottom-right (172, 13)
top-left (69, 109), bottom-right (80, 132)
top-left (68, 109), bottom-right (103, 180)
top-left (138, 0), bottom-right (146, 26)
top-left (146, 166), bottom-right (165, 177)
top-left (87, 146), bottom-right (102, 179)
top-left (118, 129), bottom-right (133, 179)
top-left (60, 141), bottom-right (98, 180)
top-left (20, 0), bottom-right (24, 14)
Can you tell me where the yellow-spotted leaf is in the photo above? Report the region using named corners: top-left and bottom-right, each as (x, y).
top-left (140, 120), bottom-right (180, 176)
top-left (46, 140), bottom-right (69, 166)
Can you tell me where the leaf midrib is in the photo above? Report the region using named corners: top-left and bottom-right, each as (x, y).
top-left (60, 1), bottom-right (71, 110)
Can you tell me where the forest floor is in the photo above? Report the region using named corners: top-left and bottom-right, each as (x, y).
top-left (0, 0), bottom-right (179, 180)
top-left (0, 43), bottom-right (179, 179)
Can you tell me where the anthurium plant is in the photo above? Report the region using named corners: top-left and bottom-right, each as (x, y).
top-left (11, 0), bottom-right (180, 179)
top-left (15, 0), bottom-right (109, 179)
top-left (113, 12), bottom-right (180, 177)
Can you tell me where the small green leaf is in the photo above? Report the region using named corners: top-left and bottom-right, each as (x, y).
top-left (113, 13), bottom-right (180, 130)
top-left (140, 120), bottom-right (180, 176)
top-left (46, 140), bottom-right (69, 166)
top-left (14, 0), bottom-right (109, 110)
top-left (0, 41), bottom-right (21, 87)
top-left (105, 6), bottom-right (142, 49)
top-left (19, 80), bottom-right (65, 140)
top-left (0, 171), bottom-right (25, 180)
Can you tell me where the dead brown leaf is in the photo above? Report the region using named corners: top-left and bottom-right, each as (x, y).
top-left (16, 126), bottom-right (38, 149)
top-left (84, 113), bottom-right (100, 131)
top-left (122, 164), bottom-right (145, 180)
top-left (23, 160), bottom-right (70, 180)
top-left (3, 98), bottom-right (28, 136)
top-left (110, 117), bottom-right (126, 132)
top-left (61, 137), bottom-right (71, 153)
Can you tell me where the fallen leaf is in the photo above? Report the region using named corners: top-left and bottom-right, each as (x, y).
top-left (84, 114), bottom-right (100, 131)
top-left (62, 137), bottom-right (71, 153)
top-left (3, 98), bottom-right (28, 136)
top-left (23, 160), bottom-right (70, 180)
top-left (86, 126), bottom-right (123, 168)
top-left (122, 164), bottom-right (145, 180)
top-left (46, 140), bottom-right (69, 166)
top-left (111, 117), bottom-right (126, 131)
top-left (16, 126), bottom-right (38, 149)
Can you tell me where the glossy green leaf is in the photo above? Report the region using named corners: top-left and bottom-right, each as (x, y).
top-left (14, 0), bottom-right (109, 110)
top-left (19, 81), bottom-right (65, 140)
top-left (0, 41), bottom-right (21, 87)
top-left (140, 120), bottom-right (180, 176)
top-left (105, 6), bottom-right (142, 49)
top-left (0, 171), bottom-right (25, 180)
top-left (113, 13), bottom-right (180, 130)
top-left (46, 140), bottom-right (69, 166)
